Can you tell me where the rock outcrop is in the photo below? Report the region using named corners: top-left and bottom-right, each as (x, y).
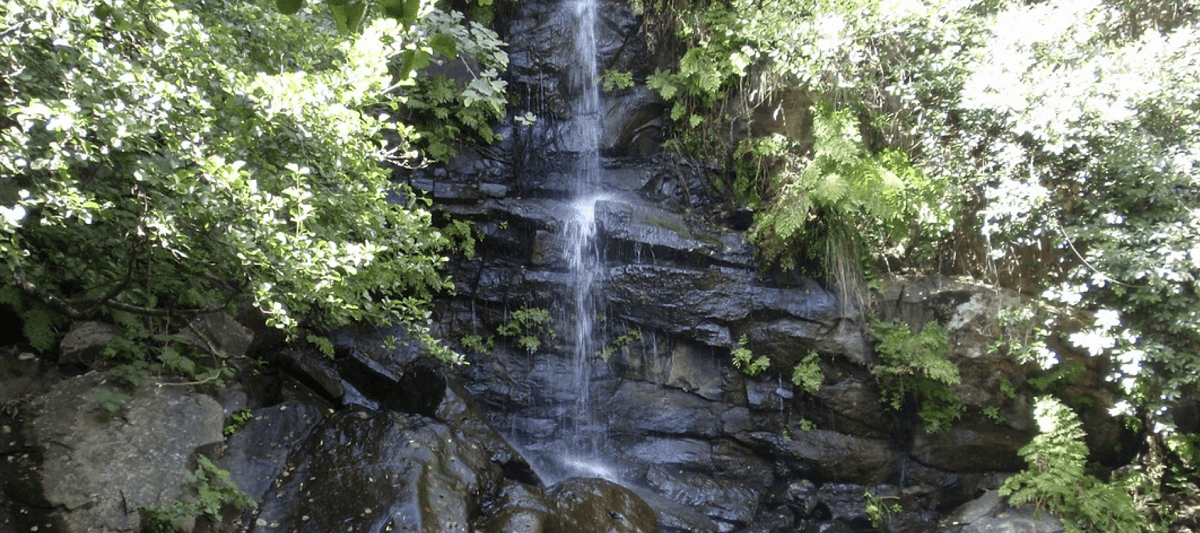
top-left (24, 373), bottom-right (226, 532)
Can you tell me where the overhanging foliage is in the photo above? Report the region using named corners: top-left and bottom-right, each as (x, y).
top-left (0, 0), bottom-right (476, 380)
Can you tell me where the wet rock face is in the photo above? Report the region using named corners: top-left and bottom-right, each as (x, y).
top-left (548, 477), bottom-right (659, 533)
top-left (503, 0), bottom-right (663, 157)
top-left (251, 409), bottom-right (503, 533)
top-left (217, 402), bottom-right (324, 502)
top-left (425, 0), bottom-right (1067, 524)
top-left (411, 71), bottom-right (1148, 533)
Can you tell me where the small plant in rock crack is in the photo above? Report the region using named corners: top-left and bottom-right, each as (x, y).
top-left (223, 409), bottom-right (253, 438)
top-left (791, 350), bottom-right (823, 395)
top-left (598, 327), bottom-right (643, 361)
top-left (460, 334), bottom-right (495, 354)
top-left (141, 454), bottom-right (256, 532)
top-left (602, 69), bottom-right (635, 93)
top-left (731, 334), bottom-right (769, 376)
top-left (863, 490), bottom-right (902, 531)
top-left (497, 306), bottom-right (556, 354)
top-left (869, 318), bottom-right (965, 433)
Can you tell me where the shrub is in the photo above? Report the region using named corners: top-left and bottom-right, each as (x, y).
top-left (0, 0), bottom-right (466, 379)
top-left (870, 318), bottom-right (964, 433)
top-left (1000, 396), bottom-right (1151, 533)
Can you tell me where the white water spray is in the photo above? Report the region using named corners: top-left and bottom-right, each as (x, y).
top-left (554, 0), bottom-right (613, 480)
top-left (567, 0), bottom-right (602, 193)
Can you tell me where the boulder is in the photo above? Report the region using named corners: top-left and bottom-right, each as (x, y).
top-left (940, 490), bottom-right (1064, 533)
top-left (481, 479), bottom-right (555, 533)
top-left (25, 372), bottom-right (225, 533)
top-left (216, 402), bottom-right (323, 501)
top-left (250, 409), bottom-right (503, 533)
top-left (548, 477), bottom-right (658, 533)
top-left (909, 422), bottom-right (1028, 473)
top-left (58, 321), bottom-right (119, 368)
top-left (748, 428), bottom-right (898, 486)
top-left (643, 465), bottom-right (761, 525)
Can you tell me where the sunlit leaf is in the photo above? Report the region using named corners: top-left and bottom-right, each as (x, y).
top-left (428, 33), bottom-right (457, 58)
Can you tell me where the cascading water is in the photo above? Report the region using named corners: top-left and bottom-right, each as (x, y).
top-left (550, 0), bottom-right (615, 482)
top-left (566, 0), bottom-right (602, 194)
top-left (562, 196), bottom-right (603, 453)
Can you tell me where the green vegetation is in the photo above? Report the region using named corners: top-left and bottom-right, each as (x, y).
top-left (141, 454), bottom-right (256, 532)
top-left (641, 0), bottom-right (952, 293)
top-left (790, 350), bottom-right (822, 395)
top-left (90, 388), bottom-right (131, 415)
top-left (223, 409), bottom-right (254, 438)
top-left (496, 306), bottom-right (556, 354)
top-left (862, 490), bottom-right (902, 532)
top-left (731, 333), bottom-right (769, 376)
top-left (989, 304), bottom-right (1057, 369)
top-left (400, 10), bottom-right (509, 161)
top-left (598, 327), bottom-right (643, 361)
top-left (602, 69), bottom-right (636, 93)
top-left (1000, 397), bottom-right (1149, 533)
top-left (1027, 361), bottom-right (1087, 393)
top-left (461, 306), bottom-right (579, 356)
top-left (5, 0), bottom-right (1200, 526)
top-left (0, 0), bottom-right (518, 383)
top-left (460, 333), bottom-right (494, 354)
top-left (869, 318), bottom-right (964, 433)
top-left (637, 0), bottom-right (1200, 524)
top-left (747, 105), bottom-right (936, 294)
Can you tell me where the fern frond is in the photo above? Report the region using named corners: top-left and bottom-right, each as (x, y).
top-left (23, 305), bottom-right (63, 352)
top-left (0, 285), bottom-right (24, 311)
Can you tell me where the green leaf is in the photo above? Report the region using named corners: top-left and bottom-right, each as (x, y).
top-left (377, 0), bottom-right (406, 20)
top-left (327, 1), bottom-right (366, 34)
top-left (428, 33), bottom-right (457, 59)
top-left (398, 49), bottom-right (431, 79)
top-left (276, 0), bottom-right (304, 15)
top-left (383, 0), bottom-right (422, 24)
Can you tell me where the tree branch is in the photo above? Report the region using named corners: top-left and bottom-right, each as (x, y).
top-left (11, 268), bottom-right (84, 319)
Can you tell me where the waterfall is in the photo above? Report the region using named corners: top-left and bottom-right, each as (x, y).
top-left (568, 0), bottom-right (602, 190)
top-left (554, 0), bottom-right (613, 482)
top-left (563, 196), bottom-right (603, 453)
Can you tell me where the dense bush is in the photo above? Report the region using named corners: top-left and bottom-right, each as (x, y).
top-left (1001, 397), bottom-right (1149, 533)
top-left (0, 0), bottom-right (497, 381)
top-left (640, 0), bottom-right (1199, 525)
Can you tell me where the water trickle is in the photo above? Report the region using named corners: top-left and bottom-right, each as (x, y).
top-left (550, 0), bottom-right (616, 483)
top-left (566, 0), bottom-right (602, 193)
top-left (561, 194), bottom-right (608, 456)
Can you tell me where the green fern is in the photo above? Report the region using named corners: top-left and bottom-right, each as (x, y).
top-left (22, 304), bottom-right (62, 353)
top-left (731, 334), bottom-right (769, 376)
top-left (749, 101), bottom-right (922, 283)
top-left (141, 454), bottom-right (256, 532)
top-left (1000, 396), bottom-right (1149, 533)
top-left (2, 284), bottom-right (65, 352)
top-left (497, 306), bottom-right (556, 354)
top-left (791, 350), bottom-right (823, 395)
top-left (870, 318), bottom-right (965, 433)
top-left (307, 334), bottom-right (335, 357)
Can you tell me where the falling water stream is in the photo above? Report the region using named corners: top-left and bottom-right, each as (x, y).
top-left (567, 0), bottom-right (601, 192)
top-left (551, 0), bottom-right (615, 482)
